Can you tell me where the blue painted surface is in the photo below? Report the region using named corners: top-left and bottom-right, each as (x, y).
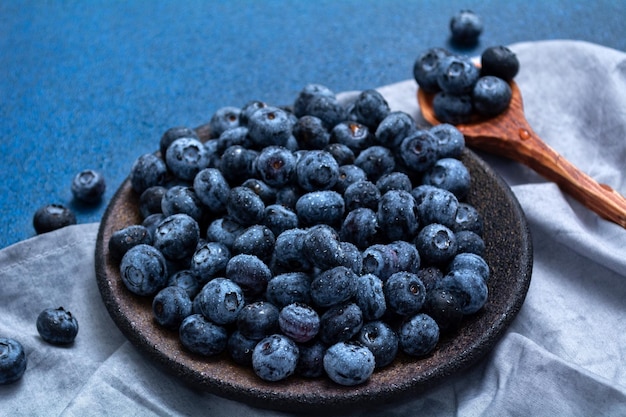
top-left (1, 0), bottom-right (625, 249)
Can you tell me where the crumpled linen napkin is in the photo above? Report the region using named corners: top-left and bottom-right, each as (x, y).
top-left (1, 40), bottom-right (625, 417)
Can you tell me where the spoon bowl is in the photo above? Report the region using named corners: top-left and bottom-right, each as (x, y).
top-left (417, 82), bottom-right (626, 228)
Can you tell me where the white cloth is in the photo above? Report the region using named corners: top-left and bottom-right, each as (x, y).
top-left (1, 40), bottom-right (625, 416)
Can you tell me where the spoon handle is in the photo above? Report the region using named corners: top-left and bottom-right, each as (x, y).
top-left (461, 123), bottom-right (626, 228)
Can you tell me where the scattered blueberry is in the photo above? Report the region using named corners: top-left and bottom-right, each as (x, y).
top-left (0, 338), bottom-right (27, 385)
top-left (33, 204), bottom-right (77, 235)
top-left (36, 307), bottom-right (79, 345)
top-left (71, 169), bottom-right (106, 204)
top-left (449, 9), bottom-right (483, 46)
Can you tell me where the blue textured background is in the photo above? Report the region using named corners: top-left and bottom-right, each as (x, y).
top-left (1, 0), bottom-right (625, 249)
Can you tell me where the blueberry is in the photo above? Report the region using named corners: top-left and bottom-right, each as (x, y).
top-left (340, 207), bottom-right (379, 250)
top-left (252, 334), bottom-right (299, 382)
top-left (120, 244), bottom-right (168, 296)
top-left (196, 278), bottom-right (245, 325)
top-left (33, 204), bottom-right (77, 234)
top-left (236, 301), bottom-right (280, 341)
top-left (422, 158), bottom-right (471, 200)
top-left (108, 224), bottom-right (153, 261)
top-left (296, 340), bottom-right (326, 378)
top-left (413, 47), bottom-right (452, 93)
top-left (414, 223), bottom-right (458, 265)
top-left (399, 130), bottom-right (439, 173)
top-left (302, 224), bottom-right (343, 270)
top-left (453, 202), bottom-right (484, 235)
top-left (354, 273), bottom-right (387, 321)
top-left (130, 153), bottom-right (168, 194)
top-left (190, 241), bottom-right (230, 284)
top-left (295, 91), bottom-right (347, 130)
top-left (0, 338), bottom-right (27, 385)
top-left (71, 169), bottom-right (106, 204)
top-left (159, 126), bottom-right (199, 158)
top-left (241, 178), bottom-right (277, 205)
top-left (350, 89), bottom-right (390, 130)
top-left (239, 100), bottom-right (268, 126)
top-left (179, 314), bottom-right (228, 356)
top-left (377, 190), bottom-right (420, 242)
top-left (448, 252), bottom-right (490, 283)
top-left (387, 240), bottom-right (421, 274)
top-left (295, 150), bottom-right (340, 192)
top-left (429, 123), bottom-right (465, 159)
top-left (330, 121), bottom-right (374, 153)
top-left (193, 168), bottom-right (230, 214)
top-left (376, 171), bottom-right (412, 194)
top-left (438, 269), bottom-right (488, 315)
top-left (472, 76), bottom-right (512, 117)
top-left (139, 186), bottom-right (167, 218)
top-left (279, 303), bottom-right (320, 343)
top-left (375, 111), bottom-right (417, 150)
top-left (343, 180), bottom-right (381, 212)
top-left (263, 204), bottom-right (299, 237)
top-left (356, 321), bottom-right (399, 368)
top-left (433, 92), bottom-right (473, 125)
top-left (231, 224), bottom-right (275, 263)
top-left (167, 269), bottom-right (200, 299)
top-left (209, 106), bottom-right (241, 138)
top-left (455, 230), bottom-right (486, 256)
top-left (275, 185), bottom-right (301, 209)
top-left (226, 186), bottom-right (265, 226)
top-left (35, 307), bottom-right (79, 346)
top-left (272, 228), bottom-right (312, 272)
top-left (225, 254), bottom-right (272, 297)
top-left (335, 164), bottom-right (367, 194)
top-left (481, 45), bottom-right (519, 80)
top-left (216, 126), bottom-right (251, 153)
top-left (319, 302), bottom-right (363, 345)
top-left (266, 272), bottom-right (312, 308)
top-left (295, 190), bottom-right (344, 227)
top-left (152, 286), bottom-right (193, 329)
top-left (449, 9), bottom-right (483, 46)
top-left (205, 217), bottom-right (244, 249)
top-left (160, 185), bottom-right (205, 222)
top-left (423, 286), bottom-right (463, 332)
top-left (165, 137), bottom-right (211, 181)
top-left (418, 265), bottom-right (444, 292)
top-left (361, 244), bottom-right (399, 281)
top-left (310, 266), bottom-right (358, 309)
top-left (398, 313), bottom-right (440, 357)
top-left (142, 213), bottom-right (166, 239)
top-left (293, 83), bottom-right (336, 117)
top-left (220, 145), bottom-right (259, 185)
top-left (255, 146), bottom-right (296, 188)
top-left (247, 106), bottom-right (295, 148)
top-left (292, 115), bottom-right (330, 150)
top-left (437, 55), bottom-right (480, 95)
top-left (323, 341), bottom-right (375, 386)
top-left (353, 145), bottom-right (396, 182)
top-left (324, 143), bottom-right (355, 166)
top-left (384, 271), bottom-right (426, 316)
top-left (227, 330), bottom-right (258, 366)
top-left (153, 213), bottom-right (200, 261)
top-left (338, 241), bottom-right (363, 275)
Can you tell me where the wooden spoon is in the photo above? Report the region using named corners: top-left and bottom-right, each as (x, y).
top-left (417, 82), bottom-right (626, 229)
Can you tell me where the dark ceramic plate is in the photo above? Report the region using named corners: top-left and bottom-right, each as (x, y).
top-left (95, 127), bottom-right (532, 413)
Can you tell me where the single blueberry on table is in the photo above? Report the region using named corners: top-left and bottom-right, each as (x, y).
top-left (319, 302), bottom-right (363, 345)
top-left (0, 337), bottom-right (27, 385)
top-left (36, 307), bottom-right (79, 345)
top-left (130, 153), bottom-right (168, 194)
top-left (225, 253), bottom-right (272, 297)
top-left (190, 241), bottom-right (231, 284)
top-left (252, 334), bottom-right (299, 382)
top-left (139, 186), bottom-right (167, 218)
top-left (278, 303), bottom-right (320, 343)
top-left (165, 137), bottom-right (211, 181)
top-left (323, 341), bottom-right (375, 386)
top-left (472, 75), bottom-right (513, 117)
top-left (356, 320), bottom-right (399, 368)
top-left (33, 204), bottom-right (77, 235)
top-left (236, 300), bottom-right (280, 341)
top-left (152, 286), bottom-right (193, 329)
top-left (481, 45), bottom-right (520, 81)
top-left (449, 9), bottom-right (483, 46)
top-left (384, 271), bottom-right (427, 316)
top-left (209, 106), bottom-right (241, 138)
top-left (413, 47), bottom-right (452, 93)
top-left (422, 157), bottom-right (471, 200)
top-left (120, 244), bottom-right (168, 296)
top-left (310, 266), bottom-right (358, 309)
top-left (193, 168), bottom-right (230, 214)
top-left (179, 314), bottom-right (228, 356)
top-left (296, 340), bottom-right (326, 378)
top-left (153, 213), bottom-right (200, 261)
top-left (196, 278), bottom-right (245, 325)
top-left (71, 169), bottom-right (106, 204)
top-left (108, 224), bottom-right (153, 261)
top-left (354, 273), bottom-right (387, 321)
top-left (265, 272), bottom-right (312, 308)
top-left (398, 313), bottom-right (440, 357)
top-left (159, 126), bottom-right (199, 158)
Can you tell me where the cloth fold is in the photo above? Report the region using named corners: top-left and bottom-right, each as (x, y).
top-left (1, 40), bottom-right (625, 416)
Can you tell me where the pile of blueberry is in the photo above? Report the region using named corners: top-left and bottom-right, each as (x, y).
top-left (109, 83), bottom-right (490, 387)
top-left (414, 44), bottom-right (520, 124)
